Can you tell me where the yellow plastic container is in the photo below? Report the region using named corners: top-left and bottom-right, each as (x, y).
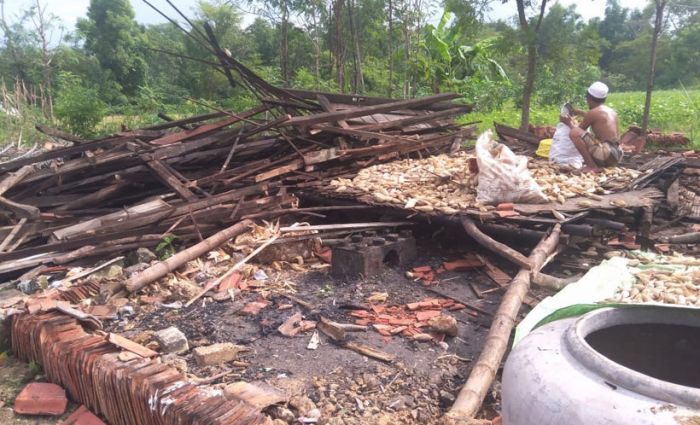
top-left (536, 138), bottom-right (553, 158)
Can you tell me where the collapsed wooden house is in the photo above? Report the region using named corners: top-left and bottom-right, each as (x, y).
top-left (1, 9), bottom-right (698, 425)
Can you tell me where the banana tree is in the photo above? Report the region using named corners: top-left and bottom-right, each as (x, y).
top-left (411, 10), bottom-right (508, 93)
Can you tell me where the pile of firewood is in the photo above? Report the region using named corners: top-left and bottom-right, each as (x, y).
top-left (0, 65), bottom-right (473, 276)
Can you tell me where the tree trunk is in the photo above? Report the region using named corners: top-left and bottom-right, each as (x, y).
top-left (32, 0), bottom-right (54, 120)
top-left (313, 12), bottom-right (321, 90)
top-left (347, 0), bottom-right (364, 94)
top-left (403, 26), bottom-right (411, 98)
top-left (280, 0), bottom-right (290, 87)
top-left (387, 0), bottom-right (393, 97)
top-left (520, 42), bottom-right (536, 130)
top-left (333, 0), bottom-right (346, 92)
top-left (516, 0), bottom-right (548, 131)
top-left (641, 0), bottom-right (666, 134)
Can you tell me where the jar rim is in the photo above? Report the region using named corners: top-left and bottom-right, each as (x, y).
top-left (565, 305), bottom-right (700, 409)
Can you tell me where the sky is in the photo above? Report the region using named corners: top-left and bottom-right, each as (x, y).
top-left (0, 0), bottom-right (651, 29)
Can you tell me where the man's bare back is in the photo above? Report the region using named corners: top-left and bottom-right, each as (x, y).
top-left (579, 105), bottom-right (619, 142)
top-left (560, 82), bottom-right (623, 170)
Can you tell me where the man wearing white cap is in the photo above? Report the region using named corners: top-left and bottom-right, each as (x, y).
top-left (559, 81), bottom-right (623, 171)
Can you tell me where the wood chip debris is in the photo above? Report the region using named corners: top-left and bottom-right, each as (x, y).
top-left (330, 152), bottom-right (641, 211)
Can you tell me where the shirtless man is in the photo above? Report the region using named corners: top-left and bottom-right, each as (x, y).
top-left (560, 81), bottom-right (623, 172)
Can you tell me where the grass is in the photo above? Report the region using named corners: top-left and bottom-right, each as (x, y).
top-left (464, 89), bottom-right (700, 149)
top-left (3, 89), bottom-right (699, 150)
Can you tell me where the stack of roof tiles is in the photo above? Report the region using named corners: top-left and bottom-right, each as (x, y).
top-left (11, 310), bottom-right (271, 424)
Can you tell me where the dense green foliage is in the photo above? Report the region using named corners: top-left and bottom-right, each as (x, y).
top-left (77, 0), bottom-right (147, 100)
top-left (53, 72), bottom-right (107, 136)
top-left (0, 0), bottom-right (699, 143)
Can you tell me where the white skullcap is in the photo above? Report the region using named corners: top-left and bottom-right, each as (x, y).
top-left (587, 81), bottom-right (609, 99)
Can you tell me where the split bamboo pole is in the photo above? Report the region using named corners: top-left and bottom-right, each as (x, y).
top-left (461, 217), bottom-right (532, 270)
top-left (125, 219), bottom-right (252, 293)
top-left (446, 224), bottom-right (561, 422)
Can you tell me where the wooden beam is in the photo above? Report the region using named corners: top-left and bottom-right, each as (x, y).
top-left (255, 159), bottom-right (304, 182)
top-left (54, 181), bottom-right (130, 212)
top-left (461, 217), bottom-right (532, 270)
top-left (282, 93), bottom-right (461, 127)
top-left (35, 125), bottom-right (85, 144)
top-left (314, 125), bottom-right (414, 144)
top-left (356, 106), bottom-right (470, 132)
top-left (125, 219), bottom-right (253, 294)
top-left (145, 159), bottom-right (198, 202)
top-left (0, 196), bottom-right (40, 218)
top-left (148, 106), bottom-right (266, 146)
top-left (0, 165), bottom-right (34, 195)
top-left (316, 94), bottom-right (350, 128)
top-left (142, 111), bottom-right (228, 131)
top-left (285, 88), bottom-right (473, 112)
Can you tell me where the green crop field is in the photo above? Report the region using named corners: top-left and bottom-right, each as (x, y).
top-left (465, 89), bottom-right (700, 149)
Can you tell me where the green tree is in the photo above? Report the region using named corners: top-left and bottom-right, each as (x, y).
top-left (595, 0), bottom-right (640, 70)
top-left (54, 71), bottom-right (106, 136)
top-left (77, 0), bottom-right (146, 98)
top-left (411, 10), bottom-right (507, 94)
top-left (534, 4), bottom-right (602, 105)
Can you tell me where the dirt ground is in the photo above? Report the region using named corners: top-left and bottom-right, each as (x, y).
top-left (101, 230), bottom-right (518, 424)
top-left (1, 225), bottom-right (592, 424)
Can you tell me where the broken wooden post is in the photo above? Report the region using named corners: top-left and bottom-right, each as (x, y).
top-left (125, 219), bottom-right (253, 293)
top-left (661, 232), bottom-right (700, 244)
top-left (0, 165), bottom-right (40, 218)
top-left (531, 272), bottom-right (578, 291)
top-left (461, 217), bottom-right (532, 270)
top-left (446, 224), bottom-right (561, 422)
top-left (184, 230), bottom-right (280, 307)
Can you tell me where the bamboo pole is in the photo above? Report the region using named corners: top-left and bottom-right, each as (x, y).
top-left (125, 219), bottom-right (252, 293)
top-left (184, 231), bottom-right (279, 307)
top-left (446, 224), bottom-right (561, 422)
top-left (461, 217), bottom-right (532, 270)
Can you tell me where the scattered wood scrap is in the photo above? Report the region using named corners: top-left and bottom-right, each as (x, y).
top-left (0, 63), bottom-right (470, 277)
top-left (343, 342), bottom-right (396, 363)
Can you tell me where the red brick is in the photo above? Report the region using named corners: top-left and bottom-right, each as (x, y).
top-left (59, 405), bottom-right (106, 425)
top-left (315, 246), bottom-right (332, 263)
top-left (218, 272), bottom-right (242, 292)
top-left (496, 203), bottom-right (514, 211)
top-left (14, 382), bottom-right (68, 416)
top-left (370, 304), bottom-right (386, 314)
top-left (442, 257), bottom-right (484, 272)
top-left (497, 209), bottom-right (519, 218)
top-left (412, 266), bottom-right (433, 273)
top-left (655, 244), bottom-right (671, 254)
top-left (416, 310), bottom-right (441, 322)
top-left (240, 300), bottom-right (269, 315)
top-left (388, 317), bottom-right (414, 326)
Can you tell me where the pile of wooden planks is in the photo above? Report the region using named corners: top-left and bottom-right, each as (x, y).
top-left (0, 89), bottom-right (472, 276)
